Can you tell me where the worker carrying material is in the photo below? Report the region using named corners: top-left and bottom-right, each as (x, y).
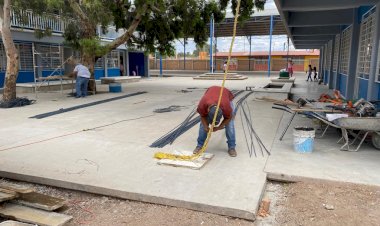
top-left (194, 86), bottom-right (237, 157)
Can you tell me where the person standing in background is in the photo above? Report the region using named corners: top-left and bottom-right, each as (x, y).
top-left (313, 66), bottom-right (318, 81)
top-left (287, 59), bottom-right (294, 77)
top-left (306, 65), bottom-right (313, 82)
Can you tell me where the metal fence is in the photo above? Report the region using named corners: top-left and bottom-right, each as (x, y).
top-left (11, 10), bottom-right (65, 33)
top-left (150, 58), bottom-right (320, 72)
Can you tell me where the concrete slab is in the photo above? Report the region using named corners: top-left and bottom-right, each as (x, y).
top-left (100, 76), bottom-right (141, 84)
top-left (0, 76), bottom-right (281, 220)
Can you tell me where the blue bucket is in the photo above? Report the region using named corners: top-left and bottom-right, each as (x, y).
top-left (293, 127), bottom-right (315, 153)
top-left (109, 83), bottom-right (122, 93)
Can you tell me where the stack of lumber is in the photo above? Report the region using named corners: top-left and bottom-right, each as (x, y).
top-left (193, 73), bottom-right (248, 80)
top-left (0, 181), bottom-right (72, 226)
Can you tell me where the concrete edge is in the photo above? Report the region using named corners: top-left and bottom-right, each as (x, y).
top-left (0, 171), bottom-right (260, 221)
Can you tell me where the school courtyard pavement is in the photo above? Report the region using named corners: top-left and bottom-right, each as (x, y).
top-left (0, 74), bottom-right (379, 221)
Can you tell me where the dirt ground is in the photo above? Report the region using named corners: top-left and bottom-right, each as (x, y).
top-left (1, 179), bottom-right (379, 226)
top-left (273, 180), bottom-right (380, 226)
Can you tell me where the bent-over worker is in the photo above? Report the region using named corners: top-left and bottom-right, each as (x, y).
top-left (194, 86), bottom-right (237, 157)
top-left (71, 60), bottom-right (91, 98)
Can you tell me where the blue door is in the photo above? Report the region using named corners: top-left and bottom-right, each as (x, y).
top-left (128, 52), bottom-right (145, 76)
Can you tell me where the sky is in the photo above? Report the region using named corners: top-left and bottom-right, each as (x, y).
top-left (174, 0), bottom-right (298, 55)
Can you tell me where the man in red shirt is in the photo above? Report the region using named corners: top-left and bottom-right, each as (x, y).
top-left (194, 86), bottom-right (237, 157)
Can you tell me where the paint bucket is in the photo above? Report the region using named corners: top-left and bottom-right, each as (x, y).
top-left (109, 83), bottom-right (122, 93)
top-left (293, 127), bottom-right (315, 153)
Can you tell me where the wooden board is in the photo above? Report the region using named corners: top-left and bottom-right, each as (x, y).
top-left (0, 182), bottom-right (34, 194)
top-left (0, 220), bottom-right (34, 226)
top-left (0, 192), bottom-right (17, 203)
top-left (0, 203), bottom-right (72, 226)
top-left (12, 192), bottom-right (65, 211)
top-left (157, 151), bottom-right (214, 170)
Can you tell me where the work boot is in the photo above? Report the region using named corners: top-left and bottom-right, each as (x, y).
top-left (193, 146), bottom-right (202, 155)
top-left (228, 148), bottom-right (237, 157)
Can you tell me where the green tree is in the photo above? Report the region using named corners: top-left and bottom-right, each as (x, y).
top-left (1, 0), bottom-right (266, 102)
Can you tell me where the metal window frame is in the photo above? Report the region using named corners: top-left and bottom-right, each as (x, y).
top-left (17, 43), bottom-right (33, 71)
top-left (0, 43), bottom-right (6, 71)
top-left (333, 34), bottom-right (340, 72)
top-left (356, 7), bottom-right (376, 80)
top-left (340, 26), bottom-right (353, 75)
top-left (376, 39), bottom-right (380, 83)
top-left (106, 50), bottom-right (120, 68)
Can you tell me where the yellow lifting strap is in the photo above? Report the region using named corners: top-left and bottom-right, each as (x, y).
top-left (154, 0), bottom-right (242, 161)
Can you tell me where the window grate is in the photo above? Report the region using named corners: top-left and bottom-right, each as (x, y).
top-left (0, 44), bottom-right (6, 71)
top-left (95, 57), bottom-right (104, 68)
top-left (333, 34), bottom-right (340, 72)
top-left (106, 50), bottom-right (119, 68)
top-left (377, 40), bottom-right (380, 82)
top-left (356, 9), bottom-right (375, 79)
top-left (326, 41), bottom-right (333, 70)
top-left (38, 45), bottom-right (62, 69)
top-left (17, 43), bottom-right (33, 71)
top-left (340, 26), bottom-right (352, 75)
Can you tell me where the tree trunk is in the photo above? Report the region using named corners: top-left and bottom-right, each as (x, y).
top-left (0, 0), bottom-right (19, 102)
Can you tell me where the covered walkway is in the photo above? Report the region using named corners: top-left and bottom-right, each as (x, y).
top-left (275, 0), bottom-right (380, 100)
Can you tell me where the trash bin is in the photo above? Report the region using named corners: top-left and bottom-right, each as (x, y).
top-left (293, 127), bottom-right (315, 153)
top-left (109, 83), bottom-right (122, 93)
top-left (279, 71), bottom-right (290, 78)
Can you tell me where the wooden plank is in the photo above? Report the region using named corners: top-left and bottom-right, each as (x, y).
top-left (12, 192), bottom-right (65, 211)
top-left (157, 151), bottom-right (214, 170)
top-left (0, 203), bottom-right (72, 226)
top-left (0, 220), bottom-right (34, 226)
top-left (0, 192), bottom-right (17, 203)
top-left (0, 182), bottom-right (34, 194)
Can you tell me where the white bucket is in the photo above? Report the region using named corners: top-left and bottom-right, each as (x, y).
top-left (293, 127), bottom-right (315, 153)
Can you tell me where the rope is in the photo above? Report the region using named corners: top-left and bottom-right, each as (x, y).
top-left (154, 0), bottom-right (242, 161)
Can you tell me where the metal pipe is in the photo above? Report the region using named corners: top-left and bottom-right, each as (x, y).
top-left (268, 15), bottom-right (274, 77)
top-left (209, 14), bottom-right (214, 73)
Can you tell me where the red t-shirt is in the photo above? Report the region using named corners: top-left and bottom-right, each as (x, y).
top-left (197, 86), bottom-right (234, 119)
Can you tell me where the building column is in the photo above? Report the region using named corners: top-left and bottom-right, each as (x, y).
top-left (319, 46), bottom-right (324, 80)
top-left (367, 3), bottom-right (380, 100)
top-left (334, 33), bottom-right (343, 89)
top-left (346, 8), bottom-right (360, 100)
top-left (268, 15), bottom-right (274, 77)
top-left (328, 39), bottom-right (335, 89)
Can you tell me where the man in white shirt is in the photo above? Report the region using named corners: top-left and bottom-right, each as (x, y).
top-left (72, 60), bottom-right (91, 98)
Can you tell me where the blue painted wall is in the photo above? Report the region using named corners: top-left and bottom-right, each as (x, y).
top-left (358, 78), bottom-right (368, 99)
top-left (377, 83), bottom-right (380, 100)
top-left (107, 68), bottom-right (120, 77)
top-left (0, 73), bottom-right (4, 87)
top-left (0, 71), bottom-right (34, 88)
top-left (128, 52), bottom-right (145, 76)
top-left (338, 74), bottom-right (347, 97)
top-left (324, 70), bottom-right (329, 85)
top-left (94, 69), bottom-right (105, 80)
top-left (358, 6), bottom-right (374, 22)
top-left (42, 70), bottom-right (64, 77)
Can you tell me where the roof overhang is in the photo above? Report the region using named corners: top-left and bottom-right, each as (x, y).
top-left (213, 15), bottom-right (287, 37)
top-left (274, 0), bottom-right (380, 49)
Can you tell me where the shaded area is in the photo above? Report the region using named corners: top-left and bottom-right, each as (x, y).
top-left (0, 97), bottom-right (35, 108)
top-left (30, 92), bottom-right (147, 119)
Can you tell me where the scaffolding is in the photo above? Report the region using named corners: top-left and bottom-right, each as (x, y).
top-left (32, 43), bottom-right (74, 98)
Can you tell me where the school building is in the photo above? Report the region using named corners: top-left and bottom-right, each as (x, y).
top-left (275, 0), bottom-right (380, 100)
top-left (0, 10), bottom-right (149, 89)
